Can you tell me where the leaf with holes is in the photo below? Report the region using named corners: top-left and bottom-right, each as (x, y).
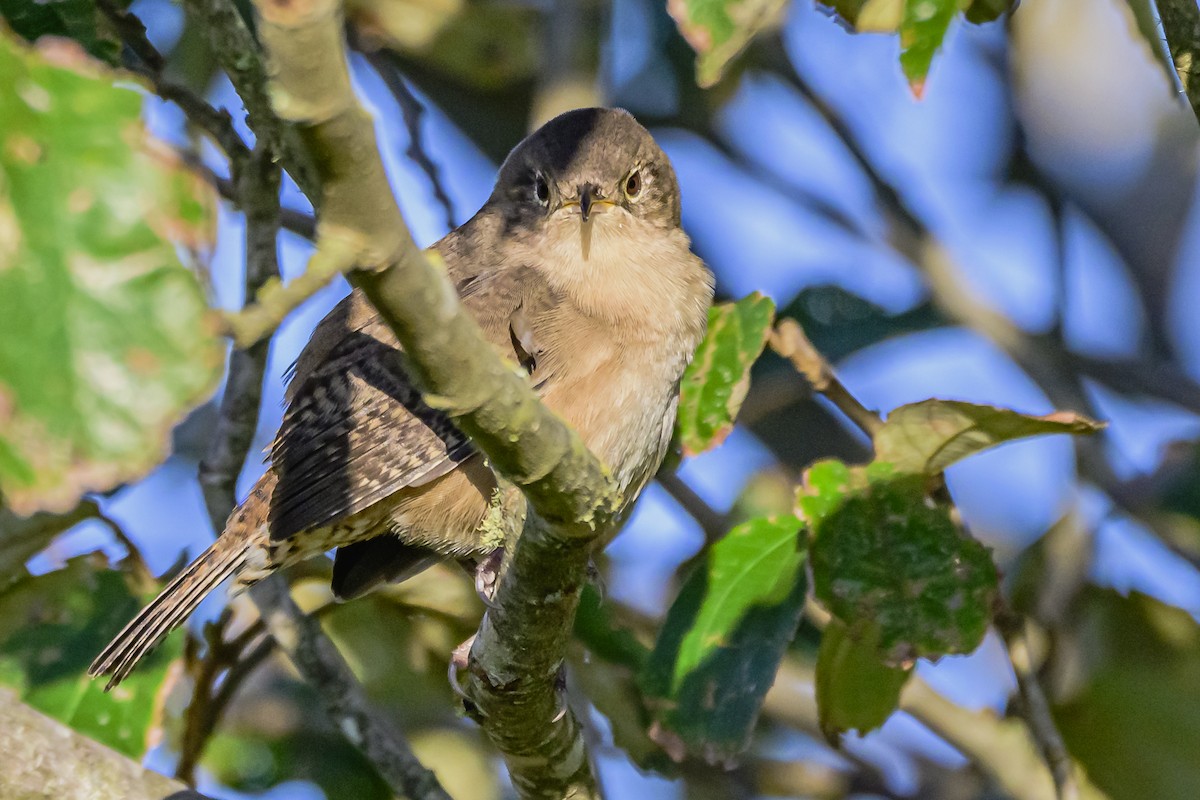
top-left (800, 460), bottom-right (997, 666)
top-left (676, 292), bottom-right (775, 456)
top-left (668, 0), bottom-right (790, 87)
top-left (640, 515), bottom-right (805, 764)
top-left (815, 618), bottom-right (911, 741)
top-left (0, 33), bottom-right (222, 515)
top-left (875, 400), bottom-right (1103, 477)
top-left (0, 556), bottom-right (182, 758)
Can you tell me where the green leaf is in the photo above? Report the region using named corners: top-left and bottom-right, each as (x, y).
top-left (0, 0), bottom-right (131, 64)
top-left (0, 500), bottom-right (97, 579)
top-left (1055, 589), bottom-right (1200, 800)
top-left (0, 555), bottom-right (182, 758)
top-left (777, 285), bottom-right (946, 363)
top-left (874, 399), bottom-right (1104, 477)
top-left (667, 0), bottom-right (790, 88)
top-left (801, 461), bottom-right (997, 665)
top-left (899, 0), bottom-right (961, 95)
top-left (640, 515), bottom-right (805, 764)
top-left (0, 33), bottom-right (222, 515)
top-left (963, 0), bottom-right (1015, 24)
top-left (676, 292), bottom-right (775, 456)
top-left (815, 618), bottom-right (911, 741)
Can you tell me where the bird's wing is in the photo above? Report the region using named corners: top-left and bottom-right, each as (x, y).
top-left (269, 223), bottom-right (544, 542)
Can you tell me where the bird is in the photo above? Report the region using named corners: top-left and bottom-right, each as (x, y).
top-left (90, 107), bottom-right (715, 689)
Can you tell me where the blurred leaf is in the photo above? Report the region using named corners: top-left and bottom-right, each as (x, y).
top-left (963, 0), bottom-right (1015, 23)
top-left (0, 555), bottom-right (181, 758)
top-left (348, 1), bottom-right (538, 90)
top-left (899, 0), bottom-right (960, 96)
top-left (875, 400), bottom-right (1104, 477)
top-left (677, 292), bottom-right (775, 456)
top-left (667, 0), bottom-right (790, 88)
top-left (1055, 589), bottom-right (1200, 800)
top-left (815, 618), bottom-right (911, 740)
top-left (641, 515), bottom-right (805, 764)
top-left (575, 584), bottom-right (649, 671)
top-left (778, 285), bottom-right (946, 362)
top-left (0, 33), bottom-right (222, 515)
top-left (205, 728), bottom-right (390, 800)
top-left (0, 0), bottom-right (130, 64)
top-left (801, 460), bottom-right (996, 665)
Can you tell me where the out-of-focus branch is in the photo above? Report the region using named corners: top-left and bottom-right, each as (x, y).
top-left (0, 690), bottom-right (206, 800)
top-left (1158, 0), bottom-right (1200, 125)
top-left (352, 36), bottom-right (457, 231)
top-left (245, 0), bottom-right (623, 795)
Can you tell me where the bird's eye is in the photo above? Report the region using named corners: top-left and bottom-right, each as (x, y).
top-left (623, 169), bottom-right (643, 201)
top-left (533, 173), bottom-right (550, 207)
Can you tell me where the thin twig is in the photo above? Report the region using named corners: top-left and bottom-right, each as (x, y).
top-left (354, 41), bottom-right (457, 231)
top-left (768, 318), bottom-right (883, 437)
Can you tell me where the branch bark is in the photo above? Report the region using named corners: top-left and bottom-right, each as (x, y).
top-left (0, 689), bottom-right (206, 800)
top-left (245, 0), bottom-right (619, 795)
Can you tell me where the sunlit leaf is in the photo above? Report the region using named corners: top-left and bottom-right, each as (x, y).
top-left (874, 399), bottom-right (1104, 477)
top-left (0, 33), bottom-right (222, 515)
top-left (815, 618), bottom-right (911, 740)
top-left (667, 0), bottom-right (790, 87)
top-left (641, 515), bottom-right (805, 764)
top-left (0, 555), bottom-right (182, 758)
top-left (801, 460), bottom-right (996, 665)
top-left (676, 292), bottom-right (775, 456)
top-left (1056, 589), bottom-right (1200, 800)
top-left (899, 0), bottom-right (960, 96)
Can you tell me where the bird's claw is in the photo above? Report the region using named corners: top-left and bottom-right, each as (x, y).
top-left (474, 548), bottom-right (504, 608)
top-left (447, 632), bottom-right (476, 703)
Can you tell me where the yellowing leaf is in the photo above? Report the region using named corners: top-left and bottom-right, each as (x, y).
top-left (668, 0), bottom-right (789, 87)
top-left (874, 399), bottom-right (1104, 477)
top-left (676, 292), bottom-right (775, 456)
top-left (0, 32), bottom-right (222, 515)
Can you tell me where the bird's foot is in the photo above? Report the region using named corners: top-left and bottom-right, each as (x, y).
top-left (474, 548), bottom-right (504, 608)
top-left (447, 632), bottom-right (476, 703)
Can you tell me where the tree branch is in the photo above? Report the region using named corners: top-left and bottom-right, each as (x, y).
top-left (244, 0), bottom-right (620, 794)
top-left (1158, 0), bottom-right (1200, 125)
top-left (0, 690), bottom-right (207, 800)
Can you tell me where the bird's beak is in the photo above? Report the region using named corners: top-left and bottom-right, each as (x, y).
top-left (580, 184), bottom-right (597, 222)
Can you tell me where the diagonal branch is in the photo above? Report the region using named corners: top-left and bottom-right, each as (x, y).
top-left (246, 0), bottom-right (618, 795)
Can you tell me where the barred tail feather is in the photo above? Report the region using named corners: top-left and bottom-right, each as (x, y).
top-left (89, 540), bottom-right (249, 690)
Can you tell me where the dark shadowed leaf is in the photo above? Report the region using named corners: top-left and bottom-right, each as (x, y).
top-left (0, 555), bottom-right (182, 758)
top-left (0, 500), bottom-right (97, 578)
top-left (778, 285), bottom-right (946, 363)
top-left (677, 292), bottom-right (775, 456)
top-left (815, 618), bottom-right (911, 741)
top-left (899, 0), bottom-right (959, 95)
top-left (641, 515), bottom-right (805, 764)
top-left (0, 0), bottom-right (131, 64)
top-left (1055, 589), bottom-right (1200, 800)
top-left (800, 460), bottom-right (996, 665)
top-left (667, 0), bottom-right (789, 87)
top-left (874, 400), bottom-right (1104, 477)
top-left (0, 33), bottom-right (222, 515)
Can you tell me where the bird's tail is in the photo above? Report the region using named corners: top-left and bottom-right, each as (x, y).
top-left (89, 474), bottom-right (275, 690)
